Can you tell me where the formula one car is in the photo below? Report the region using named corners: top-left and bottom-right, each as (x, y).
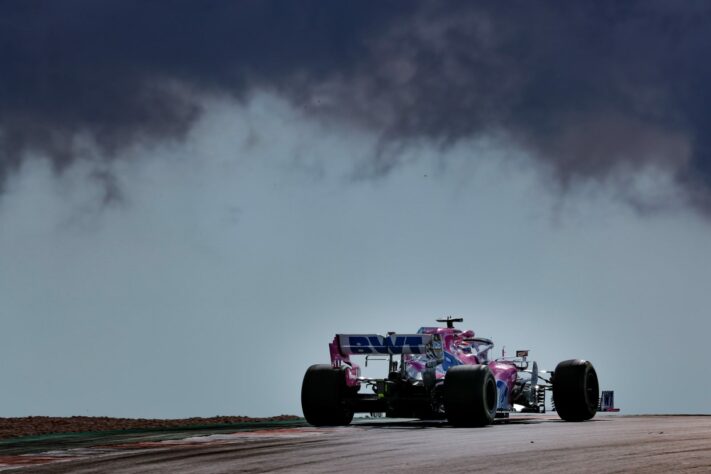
top-left (301, 317), bottom-right (599, 427)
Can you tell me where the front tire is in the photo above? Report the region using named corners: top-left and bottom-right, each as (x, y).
top-left (444, 365), bottom-right (497, 427)
top-left (301, 364), bottom-right (354, 426)
top-left (552, 359), bottom-right (599, 422)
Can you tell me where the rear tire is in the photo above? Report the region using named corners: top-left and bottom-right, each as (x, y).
top-left (444, 365), bottom-right (497, 427)
top-left (552, 359), bottom-right (599, 422)
top-left (301, 364), bottom-right (354, 426)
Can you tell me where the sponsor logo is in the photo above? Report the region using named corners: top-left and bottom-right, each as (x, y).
top-left (441, 351), bottom-right (462, 370)
top-left (496, 380), bottom-right (509, 409)
top-left (347, 335), bottom-right (426, 354)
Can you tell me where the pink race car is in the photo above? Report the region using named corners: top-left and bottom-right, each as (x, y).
top-left (301, 317), bottom-right (600, 427)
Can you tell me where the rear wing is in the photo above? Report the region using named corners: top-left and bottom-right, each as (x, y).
top-left (336, 333), bottom-right (442, 356)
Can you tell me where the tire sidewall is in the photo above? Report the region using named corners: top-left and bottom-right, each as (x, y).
top-left (444, 365), bottom-right (497, 427)
top-left (553, 359), bottom-right (599, 422)
top-left (301, 364), bottom-right (354, 426)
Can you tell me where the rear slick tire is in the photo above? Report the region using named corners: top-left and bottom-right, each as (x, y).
top-left (552, 359), bottom-right (599, 422)
top-left (301, 364), bottom-right (354, 426)
top-left (444, 365), bottom-right (497, 427)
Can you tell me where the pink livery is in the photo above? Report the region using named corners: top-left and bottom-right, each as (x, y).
top-left (303, 317), bottom-right (603, 427)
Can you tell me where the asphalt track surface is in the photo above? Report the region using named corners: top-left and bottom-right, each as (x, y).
top-left (2, 415), bottom-right (710, 473)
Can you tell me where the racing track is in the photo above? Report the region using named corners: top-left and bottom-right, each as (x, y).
top-left (3, 415), bottom-right (711, 473)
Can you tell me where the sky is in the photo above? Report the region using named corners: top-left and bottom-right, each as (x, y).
top-left (1, 1), bottom-right (711, 417)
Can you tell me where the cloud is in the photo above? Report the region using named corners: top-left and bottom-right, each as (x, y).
top-left (2, 1), bottom-right (711, 213)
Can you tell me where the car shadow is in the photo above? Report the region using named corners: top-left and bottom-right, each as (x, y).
top-left (351, 415), bottom-right (556, 429)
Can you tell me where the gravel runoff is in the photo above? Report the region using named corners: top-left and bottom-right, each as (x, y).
top-left (0, 415), bottom-right (299, 440)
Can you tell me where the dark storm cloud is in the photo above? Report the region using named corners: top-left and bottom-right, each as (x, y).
top-left (2, 0), bottom-right (711, 211)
